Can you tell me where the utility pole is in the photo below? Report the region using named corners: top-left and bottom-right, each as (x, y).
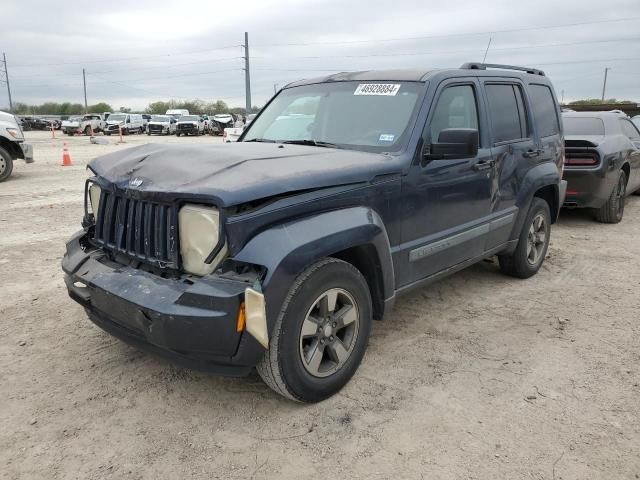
top-left (561, 89), bottom-right (565, 104)
top-left (243, 32), bottom-right (252, 114)
top-left (2, 53), bottom-right (13, 113)
top-left (601, 67), bottom-right (609, 102)
top-left (82, 68), bottom-right (88, 113)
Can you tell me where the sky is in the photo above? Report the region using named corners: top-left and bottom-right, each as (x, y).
top-left (0, 0), bottom-right (638, 111)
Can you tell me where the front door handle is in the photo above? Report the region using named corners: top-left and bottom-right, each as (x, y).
top-left (473, 159), bottom-right (495, 171)
top-left (523, 148), bottom-right (543, 158)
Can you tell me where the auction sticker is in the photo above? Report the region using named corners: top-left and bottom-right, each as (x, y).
top-left (354, 83), bottom-right (401, 96)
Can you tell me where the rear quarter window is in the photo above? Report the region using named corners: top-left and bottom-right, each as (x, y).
top-left (528, 84), bottom-right (560, 137)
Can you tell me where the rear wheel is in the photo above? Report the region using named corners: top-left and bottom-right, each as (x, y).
top-left (594, 170), bottom-right (626, 223)
top-left (0, 146), bottom-right (14, 182)
top-left (498, 197), bottom-right (551, 279)
top-left (84, 125), bottom-right (92, 135)
top-left (257, 258), bottom-right (372, 403)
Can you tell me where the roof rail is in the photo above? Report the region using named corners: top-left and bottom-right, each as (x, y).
top-left (460, 62), bottom-right (545, 76)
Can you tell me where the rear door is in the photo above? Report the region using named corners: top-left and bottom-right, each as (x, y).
top-left (481, 80), bottom-right (537, 249)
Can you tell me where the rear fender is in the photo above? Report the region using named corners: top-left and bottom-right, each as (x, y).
top-left (509, 162), bottom-right (561, 244)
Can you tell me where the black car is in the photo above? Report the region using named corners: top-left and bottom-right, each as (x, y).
top-left (562, 112), bottom-right (640, 223)
top-left (62, 63), bottom-right (566, 402)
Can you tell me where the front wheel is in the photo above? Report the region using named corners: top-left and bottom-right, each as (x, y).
top-left (257, 258), bottom-right (372, 403)
top-left (0, 146), bottom-right (14, 182)
top-left (594, 170), bottom-right (626, 223)
top-left (498, 197), bottom-right (551, 279)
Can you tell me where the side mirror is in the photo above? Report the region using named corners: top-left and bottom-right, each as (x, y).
top-left (424, 128), bottom-right (479, 160)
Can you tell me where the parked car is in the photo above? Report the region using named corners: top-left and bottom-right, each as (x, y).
top-left (62, 63), bottom-right (566, 402)
top-left (562, 111), bottom-right (640, 223)
top-left (245, 113), bottom-right (257, 126)
top-left (0, 110), bottom-right (34, 182)
top-left (62, 113), bottom-right (105, 136)
top-left (142, 114), bottom-right (151, 131)
top-left (147, 115), bottom-right (176, 135)
top-left (104, 113), bottom-right (145, 135)
top-left (209, 114), bottom-right (234, 135)
top-left (175, 115), bottom-right (205, 136)
top-left (166, 109), bottom-right (189, 119)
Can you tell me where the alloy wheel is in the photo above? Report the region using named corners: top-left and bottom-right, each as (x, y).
top-left (299, 288), bottom-right (360, 378)
top-left (526, 213), bottom-right (547, 265)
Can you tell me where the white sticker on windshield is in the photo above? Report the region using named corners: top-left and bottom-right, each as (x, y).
top-left (379, 134), bottom-right (395, 142)
top-left (354, 83), bottom-right (401, 96)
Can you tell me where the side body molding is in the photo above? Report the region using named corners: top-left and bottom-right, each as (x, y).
top-left (233, 206), bottom-right (396, 331)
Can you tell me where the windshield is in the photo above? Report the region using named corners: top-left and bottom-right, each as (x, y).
top-left (108, 114), bottom-right (126, 122)
top-left (180, 115), bottom-right (199, 121)
top-left (243, 81), bottom-right (424, 152)
top-left (563, 116), bottom-right (605, 136)
top-left (151, 115), bottom-right (170, 122)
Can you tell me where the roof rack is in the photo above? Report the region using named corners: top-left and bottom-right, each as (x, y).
top-left (460, 62), bottom-right (545, 76)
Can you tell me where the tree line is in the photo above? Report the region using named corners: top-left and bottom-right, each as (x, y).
top-left (8, 99), bottom-right (261, 116)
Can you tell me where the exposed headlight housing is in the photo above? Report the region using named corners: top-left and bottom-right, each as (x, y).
top-left (179, 204), bottom-right (228, 276)
top-left (88, 182), bottom-right (102, 216)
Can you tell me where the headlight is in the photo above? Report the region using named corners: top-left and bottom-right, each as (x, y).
top-left (178, 204), bottom-right (228, 276)
top-left (88, 183), bottom-right (102, 215)
top-left (6, 128), bottom-right (21, 139)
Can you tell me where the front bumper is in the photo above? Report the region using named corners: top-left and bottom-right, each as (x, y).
top-left (177, 125), bottom-right (199, 134)
top-left (62, 231), bottom-right (265, 375)
top-left (563, 167), bottom-right (615, 209)
top-left (19, 142), bottom-right (34, 163)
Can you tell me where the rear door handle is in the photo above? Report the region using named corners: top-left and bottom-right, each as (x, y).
top-left (473, 159), bottom-right (495, 171)
top-left (523, 149), bottom-right (542, 158)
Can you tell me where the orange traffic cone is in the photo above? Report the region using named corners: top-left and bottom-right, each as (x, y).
top-left (61, 143), bottom-right (72, 166)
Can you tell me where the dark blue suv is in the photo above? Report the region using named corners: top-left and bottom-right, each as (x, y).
top-left (62, 63), bottom-right (566, 402)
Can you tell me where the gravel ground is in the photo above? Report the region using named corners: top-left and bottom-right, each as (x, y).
top-left (1, 131), bottom-right (639, 480)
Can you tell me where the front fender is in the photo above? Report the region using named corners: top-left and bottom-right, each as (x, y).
top-left (233, 206), bottom-right (395, 331)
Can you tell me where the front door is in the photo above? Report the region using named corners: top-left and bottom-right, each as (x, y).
top-left (397, 80), bottom-right (495, 287)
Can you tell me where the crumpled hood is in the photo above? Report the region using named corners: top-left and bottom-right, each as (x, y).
top-left (88, 142), bottom-right (401, 207)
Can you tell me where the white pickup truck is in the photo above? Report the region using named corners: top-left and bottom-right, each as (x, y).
top-left (61, 114), bottom-right (105, 136)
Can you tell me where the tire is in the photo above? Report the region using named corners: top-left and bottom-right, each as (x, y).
top-left (147, 132), bottom-right (151, 136)
top-left (105, 132), bottom-right (111, 136)
top-left (139, 127), bottom-right (144, 134)
top-left (84, 126), bottom-right (92, 136)
top-left (0, 146), bottom-right (14, 182)
top-left (176, 132), bottom-right (180, 137)
top-left (257, 258), bottom-right (372, 403)
top-left (594, 170), bottom-right (626, 223)
top-left (498, 197), bottom-right (551, 279)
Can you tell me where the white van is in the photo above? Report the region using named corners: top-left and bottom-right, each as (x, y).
top-left (104, 113), bottom-right (145, 135)
top-left (166, 109), bottom-right (189, 119)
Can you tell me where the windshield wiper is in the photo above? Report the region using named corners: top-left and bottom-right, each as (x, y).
top-left (280, 139), bottom-right (338, 148)
top-left (244, 138), bottom-right (276, 143)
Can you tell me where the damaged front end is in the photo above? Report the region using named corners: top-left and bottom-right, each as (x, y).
top-left (62, 176), bottom-right (269, 374)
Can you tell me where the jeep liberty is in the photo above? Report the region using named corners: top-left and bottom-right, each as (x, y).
top-left (62, 63), bottom-right (567, 402)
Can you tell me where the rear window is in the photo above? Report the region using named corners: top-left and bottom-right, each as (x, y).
top-left (563, 117), bottom-right (605, 136)
top-left (528, 84), bottom-right (560, 137)
top-left (485, 84), bottom-right (527, 143)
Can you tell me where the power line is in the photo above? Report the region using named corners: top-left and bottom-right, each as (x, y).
top-left (250, 37), bottom-right (640, 61)
top-left (256, 17), bottom-right (640, 47)
top-left (11, 45), bottom-right (242, 68)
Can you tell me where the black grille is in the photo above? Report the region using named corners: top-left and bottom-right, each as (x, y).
top-left (93, 191), bottom-right (178, 268)
top-left (149, 124), bottom-right (164, 133)
top-left (177, 123), bottom-right (196, 131)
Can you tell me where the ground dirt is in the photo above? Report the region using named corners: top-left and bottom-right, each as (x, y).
top-left (1, 131), bottom-right (639, 480)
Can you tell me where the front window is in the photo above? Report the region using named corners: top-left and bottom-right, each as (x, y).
top-left (151, 115), bottom-right (170, 122)
top-left (180, 115), bottom-right (199, 121)
top-left (243, 81), bottom-right (425, 153)
top-left (108, 114), bottom-right (125, 122)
